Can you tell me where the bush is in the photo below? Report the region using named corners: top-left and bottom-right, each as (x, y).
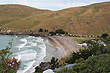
top-left (101, 33), bottom-right (109, 39)
top-left (58, 54), bottom-right (110, 73)
top-left (0, 39), bottom-right (21, 73)
top-left (55, 29), bottom-right (65, 34)
top-left (50, 57), bottom-right (59, 70)
top-left (75, 58), bottom-right (84, 63)
top-left (0, 49), bottom-right (21, 73)
top-left (49, 31), bottom-right (56, 36)
top-left (73, 55), bottom-right (110, 73)
top-left (39, 28), bottom-right (43, 32)
top-left (58, 38), bottom-right (110, 73)
top-left (44, 29), bottom-right (48, 32)
top-left (66, 39), bottom-right (110, 64)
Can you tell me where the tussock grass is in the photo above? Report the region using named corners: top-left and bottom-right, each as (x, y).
top-left (0, 2), bottom-right (110, 35)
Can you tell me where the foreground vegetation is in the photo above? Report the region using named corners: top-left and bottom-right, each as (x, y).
top-left (57, 54), bottom-right (110, 73)
top-left (0, 40), bottom-right (21, 73)
top-left (57, 34), bottom-right (110, 73)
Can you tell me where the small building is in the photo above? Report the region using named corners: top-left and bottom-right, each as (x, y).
top-left (56, 34), bottom-right (59, 36)
top-left (98, 40), bottom-right (106, 46)
top-left (60, 34), bottom-right (65, 36)
top-left (69, 34), bottom-right (73, 36)
top-left (78, 43), bottom-right (87, 47)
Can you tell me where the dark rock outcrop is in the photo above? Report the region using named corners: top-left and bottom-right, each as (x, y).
top-left (35, 62), bottom-right (51, 72)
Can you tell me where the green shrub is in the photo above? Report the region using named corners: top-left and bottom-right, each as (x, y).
top-left (0, 49), bottom-right (21, 73)
top-left (57, 68), bottom-right (76, 73)
top-left (49, 31), bottom-right (56, 36)
top-left (39, 28), bottom-right (43, 32)
top-left (101, 33), bottom-right (109, 39)
top-left (0, 39), bottom-right (21, 73)
top-left (73, 55), bottom-right (110, 73)
top-left (55, 29), bottom-right (65, 34)
top-left (50, 57), bottom-right (59, 70)
top-left (75, 58), bottom-right (84, 63)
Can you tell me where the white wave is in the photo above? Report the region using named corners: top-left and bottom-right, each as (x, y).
top-left (14, 37), bottom-right (47, 73)
top-left (15, 38), bottom-right (27, 50)
top-left (17, 60), bottom-right (36, 73)
top-left (14, 35), bottom-right (18, 38)
top-left (27, 42), bottom-right (37, 46)
top-left (26, 38), bottom-right (47, 73)
top-left (15, 49), bottom-right (37, 61)
top-left (20, 38), bottom-right (27, 42)
top-left (32, 36), bottom-right (35, 39)
top-left (38, 44), bottom-right (46, 52)
top-left (28, 36), bottom-right (35, 39)
top-left (28, 36), bottom-right (32, 38)
top-left (20, 53), bottom-right (36, 61)
top-left (25, 47), bottom-right (47, 73)
top-left (35, 41), bottom-right (46, 64)
top-left (25, 42), bottom-right (37, 48)
top-left (35, 37), bottom-right (44, 43)
top-left (15, 49), bottom-right (37, 73)
top-left (31, 43), bottom-right (37, 46)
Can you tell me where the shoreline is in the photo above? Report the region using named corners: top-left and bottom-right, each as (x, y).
top-left (0, 34), bottom-right (79, 72)
top-left (43, 37), bottom-right (64, 62)
top-left (44, 36), bottom-right (79, 61)
top-left (33, 36), bottom-right (79, 72)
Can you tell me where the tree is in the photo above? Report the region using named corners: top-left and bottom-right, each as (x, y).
top-left (75, 58), bottom-right (84, 63)
top-left (50, 57), bottom-right (59, 70)
top-left (65, 32), bottom-right (68, 35)
top-left (73, 55), bottom-right (110, 73)
top-left (101, 33), bottom-right (109, 39)
top-left (55, 29), bottom-right (65, 34)
top-left (49, 31), bottom-right (56, 36)
top-left (39, 28), bottom-right (43, 32)
top-left (44, 29), bottom-right (48, 32)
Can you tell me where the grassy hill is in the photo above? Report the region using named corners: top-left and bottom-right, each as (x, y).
top-left (0, 2), bottom-right (110, 35)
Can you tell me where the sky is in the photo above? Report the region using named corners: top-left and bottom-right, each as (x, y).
top-left (0, 0), bottom-right (110, 11)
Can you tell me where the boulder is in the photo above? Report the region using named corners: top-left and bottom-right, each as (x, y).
top-left (35, 62), bottom-right (51, 72)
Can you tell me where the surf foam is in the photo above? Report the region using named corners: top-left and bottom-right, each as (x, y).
top-left (15, 38), bottom-right (27, 50)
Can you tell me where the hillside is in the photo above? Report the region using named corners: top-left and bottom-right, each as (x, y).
top-left (0, 2), bottom-right (110, 35)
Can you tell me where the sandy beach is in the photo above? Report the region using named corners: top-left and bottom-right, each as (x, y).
top-left (26, 36), bottom-right (79, 73)
top-left (44, 36), bottom-right (79, 61)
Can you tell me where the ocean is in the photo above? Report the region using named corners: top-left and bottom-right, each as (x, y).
top-left (0, 35), bottom-right (47, 73)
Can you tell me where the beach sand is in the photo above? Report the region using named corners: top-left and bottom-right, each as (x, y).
top-left (26, 36), bottom-right (79, 73)
top-left (44, 36), bottom-right (79, 61)
top-left (44, 38), bottom-right (63, 62)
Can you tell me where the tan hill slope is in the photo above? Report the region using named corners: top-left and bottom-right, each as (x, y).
top-left (0, 2), bottom-right (110, 35)
top-left (0, 4), bottom-right (52, 30)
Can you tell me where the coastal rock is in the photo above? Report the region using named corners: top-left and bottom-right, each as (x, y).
top-left (35, 62), bottom-right (51, 72)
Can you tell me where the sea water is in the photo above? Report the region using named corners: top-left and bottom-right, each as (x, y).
top-left (0, 35), bottom-right (47, 73)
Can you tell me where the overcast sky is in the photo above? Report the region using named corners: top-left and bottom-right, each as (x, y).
top-left (0, 0), bottom-right (109, 11)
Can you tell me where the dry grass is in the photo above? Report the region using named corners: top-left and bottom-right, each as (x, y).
top-left (0, 2), bottom-right (110, 35)
top-left (74, 37), bottom-right (96, 43)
